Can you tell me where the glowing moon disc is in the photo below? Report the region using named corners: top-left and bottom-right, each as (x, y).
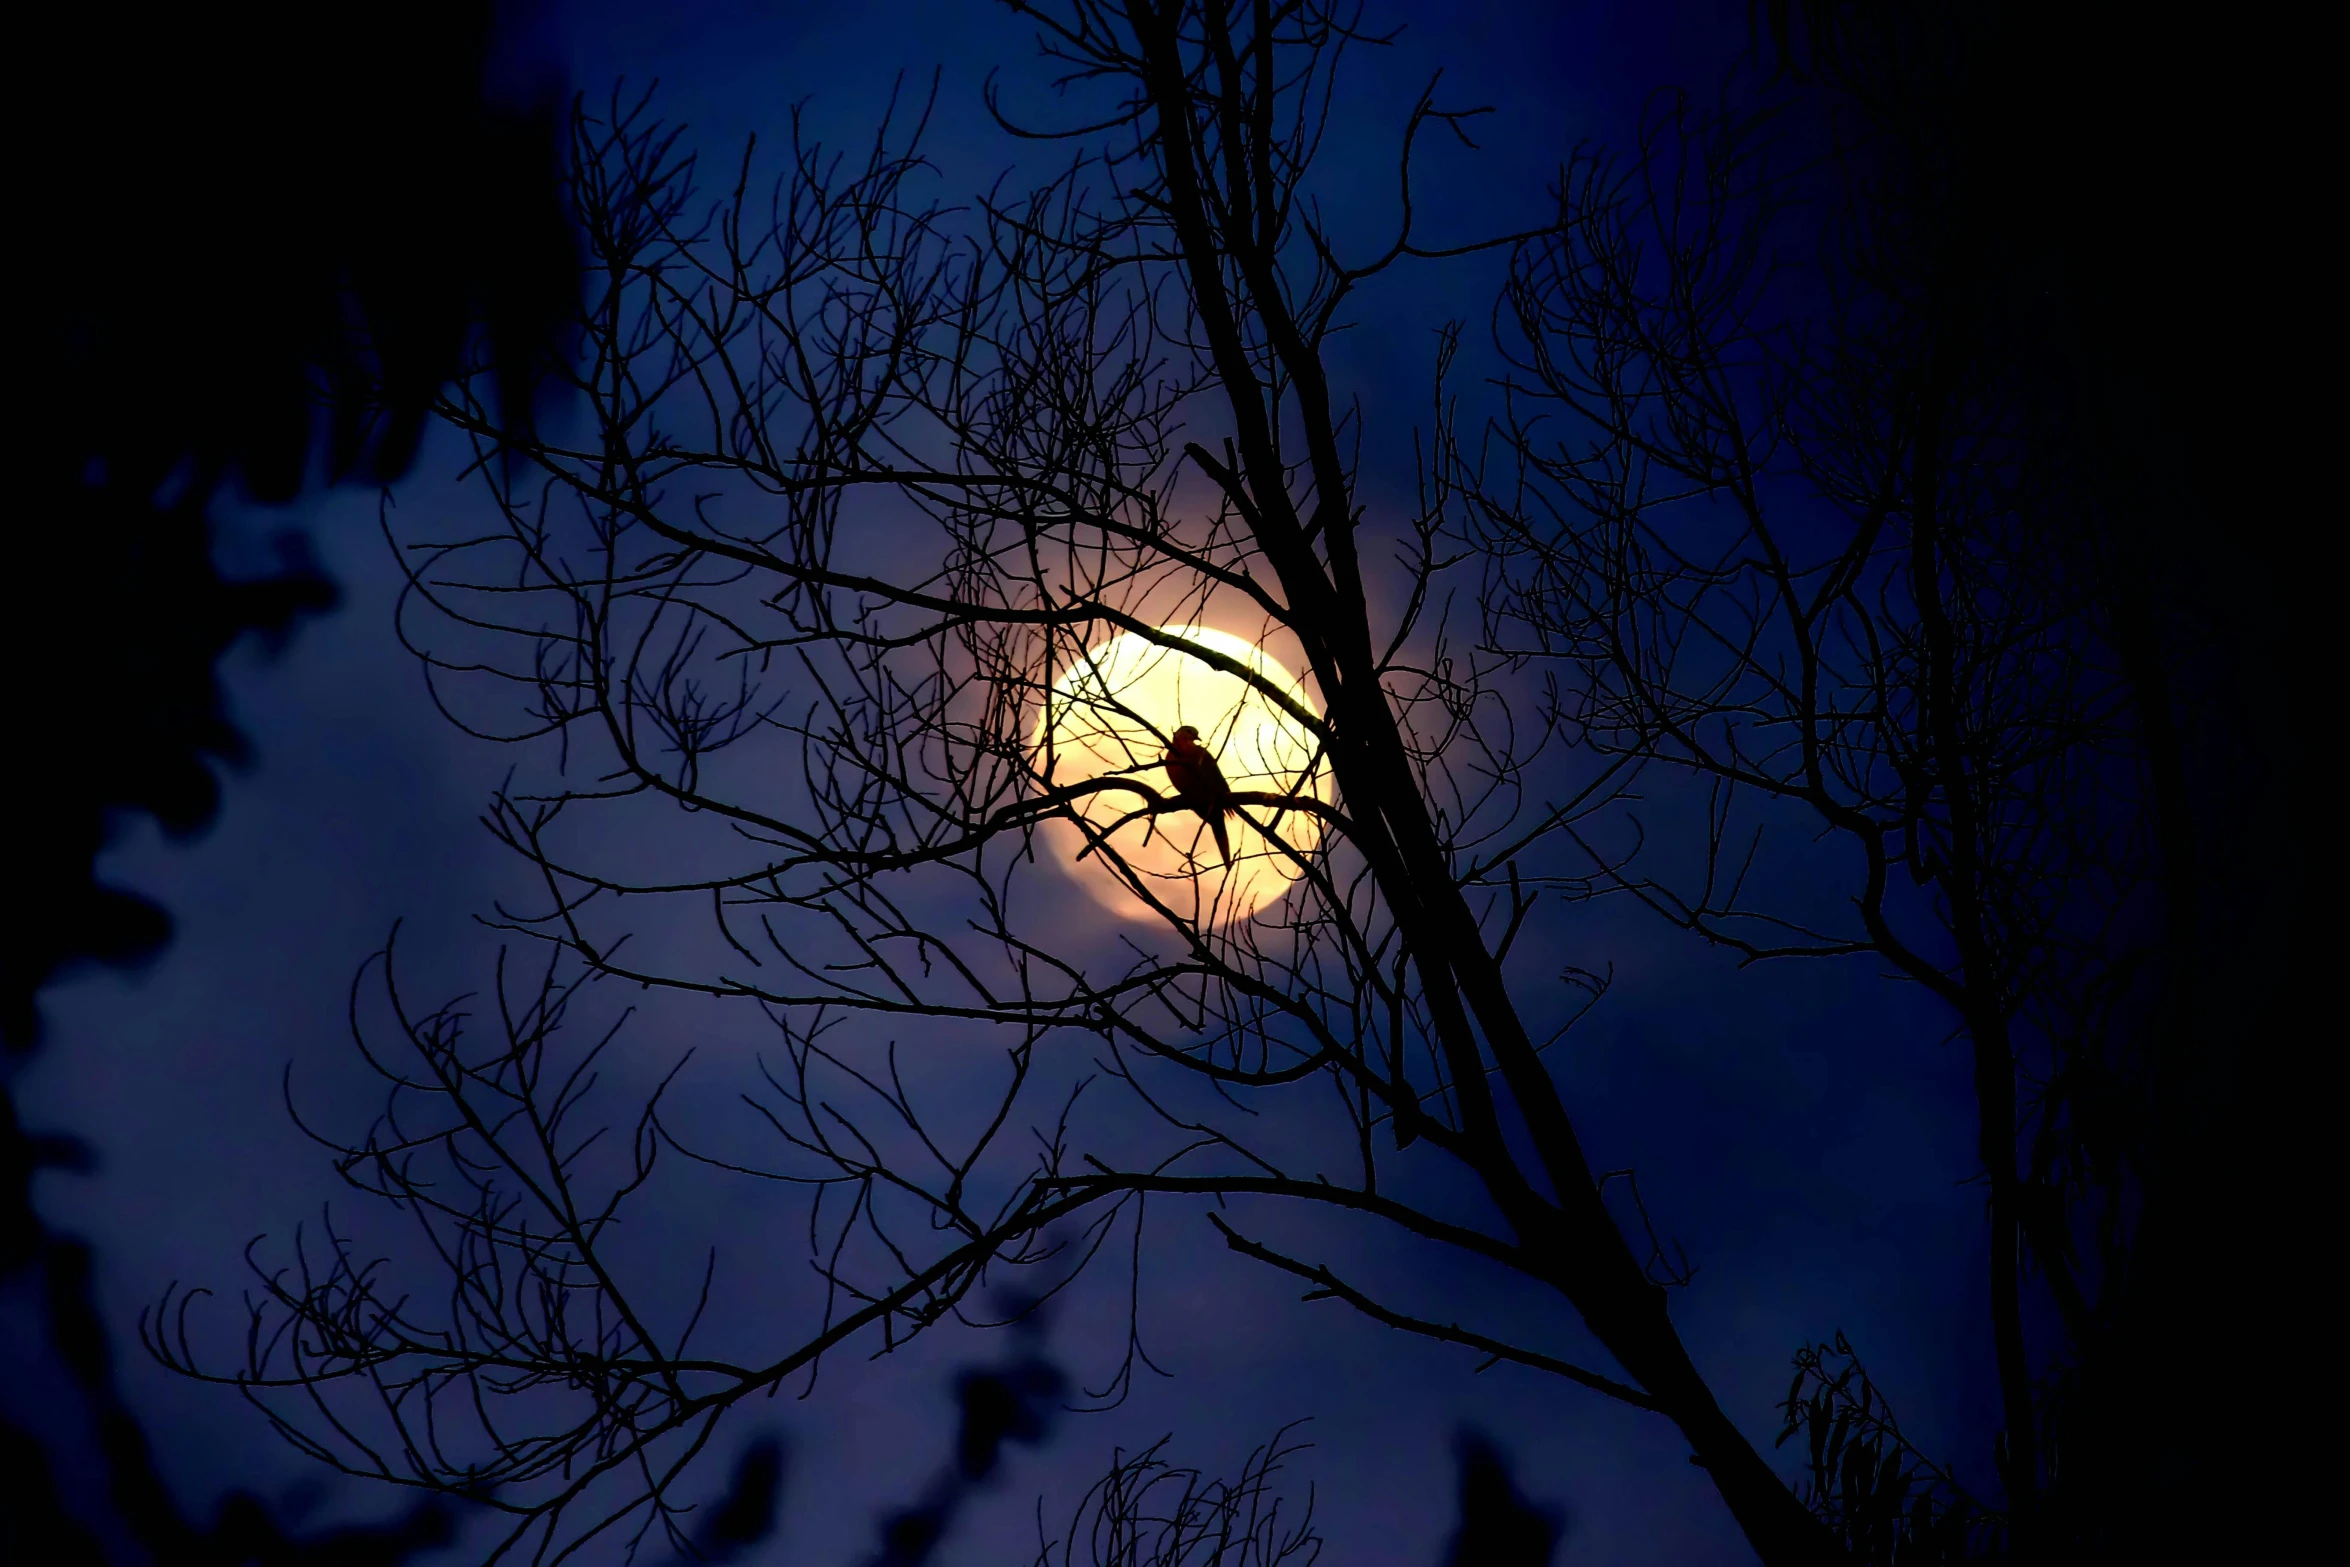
top-left (1032, 625), bottom-right (1330, 923)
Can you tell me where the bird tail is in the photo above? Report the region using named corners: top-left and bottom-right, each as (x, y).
top-left (1209, 812), bottom-right (1231, 867)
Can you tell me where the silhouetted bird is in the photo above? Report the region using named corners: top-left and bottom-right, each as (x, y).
top-left (1164, 725), bottom-right (1234, 865)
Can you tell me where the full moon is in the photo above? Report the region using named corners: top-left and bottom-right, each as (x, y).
top-left (1032, 625), bottom-right (1330, 924)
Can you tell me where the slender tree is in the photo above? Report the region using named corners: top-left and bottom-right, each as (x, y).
top-left (1468, 16), bottom-right (2169, 1555)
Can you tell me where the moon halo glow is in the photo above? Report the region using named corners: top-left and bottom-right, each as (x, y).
top-left (1030, 625), bottom-right (1330, 924)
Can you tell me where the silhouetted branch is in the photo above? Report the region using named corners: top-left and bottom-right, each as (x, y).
top-left (1469, 33), bottom-right (2165, 1548)
top-left (1204, 1214), bottom-right (1661, 1412)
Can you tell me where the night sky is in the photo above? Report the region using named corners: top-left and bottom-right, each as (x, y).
top-left (18, 4), bottom-right (2080, 1562)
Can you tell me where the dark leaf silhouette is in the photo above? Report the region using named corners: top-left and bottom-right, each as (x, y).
top-left (958, 1359), bottom-right (1069, 1481)
top-left (694, 1436), bottom-right (787, 1562)
top-left (873, 1353), bottom-right (1069, 1565)
top-left (1440, 1434), bottom-right (1564, 1567)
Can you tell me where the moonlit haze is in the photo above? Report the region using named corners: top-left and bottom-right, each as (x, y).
top-left (1033, 625), bottom-right (1329, 923)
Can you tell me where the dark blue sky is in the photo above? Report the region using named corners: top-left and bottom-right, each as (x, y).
top-left (22, 5), bottom-right (2004, 1562)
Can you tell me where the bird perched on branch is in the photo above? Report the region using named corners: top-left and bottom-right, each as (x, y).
top-left (1164, 725), bottom-right (1234, 866)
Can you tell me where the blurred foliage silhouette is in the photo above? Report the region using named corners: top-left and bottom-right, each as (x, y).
top-left (12, 0), bottom-right (572, 1045)
top-left (1439, 1435), bottom-right (1564, 1567)
top-left (4, 2), bottom-right (573, 1560)
top-left (870, 1349), bottom-right (1069, 1566)
top-left (681, 1436), bottom-right (786, 1565)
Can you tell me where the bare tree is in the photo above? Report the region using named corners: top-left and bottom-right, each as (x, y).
top-left (150, 4), bottom-right (1872, 1561)
top-left (1469, 29), bottom-right (2165, 1557)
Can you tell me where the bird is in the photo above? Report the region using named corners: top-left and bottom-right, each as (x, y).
top-left (1163, 725), bottom-right (1234, 866)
